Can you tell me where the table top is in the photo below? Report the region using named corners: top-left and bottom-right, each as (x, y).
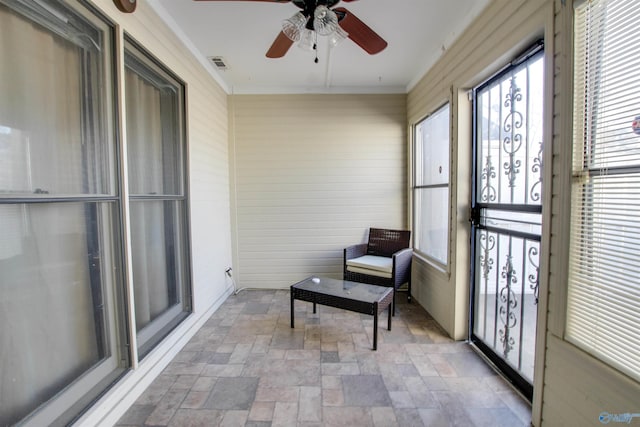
top-left (291, 276), bottom-right (392, 304)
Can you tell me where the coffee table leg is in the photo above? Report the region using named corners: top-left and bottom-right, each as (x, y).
top-left (373, 311), bottom-right (378, 351)
top-left (373, 301), bottom-right (379, 351)
top-left (290, 293), bottom-right (294, 328)
top-left (387, 303), bottom-right (392, 331)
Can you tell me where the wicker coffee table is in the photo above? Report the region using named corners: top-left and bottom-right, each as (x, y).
top-left (290, 276), bottom-right (393, 350)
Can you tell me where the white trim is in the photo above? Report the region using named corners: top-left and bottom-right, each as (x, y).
top-left (114, 22), bottom-right (140, 368)
top-left (531, 4), bottom-right (555, 423)
top-left (23, 359), bottom-right (118, 427)
top-left (226, 84), bottom-right (407, 95)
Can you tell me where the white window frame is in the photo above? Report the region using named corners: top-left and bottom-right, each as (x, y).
top-left (412, 103), bottom-right (451, 268)
top-left (123, 35), bottom-right (193, 360)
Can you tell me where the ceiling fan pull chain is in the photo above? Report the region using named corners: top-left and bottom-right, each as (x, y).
top-left (313, 31), bottom-right (319, 63)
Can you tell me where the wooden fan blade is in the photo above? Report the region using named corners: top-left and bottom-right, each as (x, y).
top-left (266, 31), bottom-right (294, 58)
top-left (334, 7), bottom-right (387, 55)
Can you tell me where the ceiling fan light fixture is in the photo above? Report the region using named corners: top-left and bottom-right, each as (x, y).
top-left (282, 12), bottom-right (306, 41)
top-left (297, 28), bottom-right (316, 51)
top-left (328, 25), bottom-right (348, 47)
top-left (313, 5), bottom-right (338, 36)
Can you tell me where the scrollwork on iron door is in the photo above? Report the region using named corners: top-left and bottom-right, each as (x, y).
top-left (503, 77), bottom-right (523, 194)
top-left (479, 72), bottom-right (540, 206)
top-left (498, 248), bottom-right (518, 358)
top-left (479, 231), bottom-right (495, 282)
top-left (480, 155), bottom-right (497, 203)
top-left (528, 244), bottom-right (540, 305)
top-left (530, 142), bottom-right (543, 203)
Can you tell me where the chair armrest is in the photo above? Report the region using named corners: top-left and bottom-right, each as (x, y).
top-left (344, 243), bottom-right (368, 261)
top-left (392, 247), bottom-right (413, 286)
top-left (392, 247), bottom-right (413, 261)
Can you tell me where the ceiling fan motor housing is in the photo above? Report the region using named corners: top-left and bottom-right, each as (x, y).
top-left (292, 0), bottom-right (341, 17)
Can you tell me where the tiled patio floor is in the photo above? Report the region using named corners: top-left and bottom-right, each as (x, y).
top-left (116, 289), bottom-right (531, 426)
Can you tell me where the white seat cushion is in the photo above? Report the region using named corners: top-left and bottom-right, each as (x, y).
top-left (346, 255), bottom-right (393, 279)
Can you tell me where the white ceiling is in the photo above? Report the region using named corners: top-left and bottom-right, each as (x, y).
top-left (150, 0), bottom-right (491, 94)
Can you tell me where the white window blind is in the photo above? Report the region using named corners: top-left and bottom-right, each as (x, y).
top-left (566, 0), bottom-right (640, 382)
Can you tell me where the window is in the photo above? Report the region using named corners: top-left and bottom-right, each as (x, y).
top-left (413, 103), bottom-right (450, 266)
top-left (124, 37), bottom-right (192, 358)
top-left (0, 2), bottom-right (193, 424)
top-left (566, 0), bottom-right (640, 382)
top-left (0, 0), bottom-right (127, 425)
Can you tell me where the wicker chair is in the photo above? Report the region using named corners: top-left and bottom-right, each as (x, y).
top-left (343, 228), bottom-right (412, 314)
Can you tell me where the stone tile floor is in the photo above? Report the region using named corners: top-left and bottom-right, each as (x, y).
top-left (116, 289), bottom-right (531, 426)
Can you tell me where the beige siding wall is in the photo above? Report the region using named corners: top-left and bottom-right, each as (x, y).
top-left (78, 1), bottom-right (232, 425)
top-left (540, 1), bottom-right (640, 425)
top-left (407, 0), bottom-right (550, 341)
top-left (230, 94), bottom-right (408, 289)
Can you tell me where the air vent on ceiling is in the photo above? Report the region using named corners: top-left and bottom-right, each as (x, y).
top-left (208, 56), bottom-right (228, 71)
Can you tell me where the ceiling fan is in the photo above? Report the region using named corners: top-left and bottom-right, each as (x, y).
top-left (194, 0), bottom-right (387, 60)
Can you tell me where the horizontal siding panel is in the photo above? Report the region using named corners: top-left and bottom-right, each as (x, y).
top-left (236, 200), bottom-right (401, 210)
top-left (236, 183), bottom-right (402, 193)
top-left (411, 256), bottom-right (454, 334)
top-left (540, 387), bottom-right (592, 426)
top-left (236, 165), bottom-right (403, 175)
top-left (542, 335), bottom-right (640, 425)
top-left (232, 94), bottom-right (407, 289)
top-left (237, 220), bottom-right (400, 231)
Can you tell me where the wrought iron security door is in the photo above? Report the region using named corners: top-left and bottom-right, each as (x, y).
top-left (470, 44), bottom-right (544, 400)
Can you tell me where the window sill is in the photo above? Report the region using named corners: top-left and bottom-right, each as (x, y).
top-left (413, 251), bottom-right (451, 278)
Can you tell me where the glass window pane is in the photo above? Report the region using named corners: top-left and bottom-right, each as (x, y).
top-left (415, 104), bottom-right (450, 186)
top-left (0, 1), bottom-right (115, 198)
top-left (413, 103), bottom-right (450, 265)
top-left (130, 199), bottom-right (189, 357)
top-left (472, 228), bottom-right (539, 382)
top-left (125, 52), bottom-right (184, 197)
top-left (0, 201), bottom-right (123, 426)
top-left (130, 199), bottom-right (186, 327)
top-left (475, 56), bottom-right (544, 206)
top-left (414, 187), bottom-right (449, 264)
